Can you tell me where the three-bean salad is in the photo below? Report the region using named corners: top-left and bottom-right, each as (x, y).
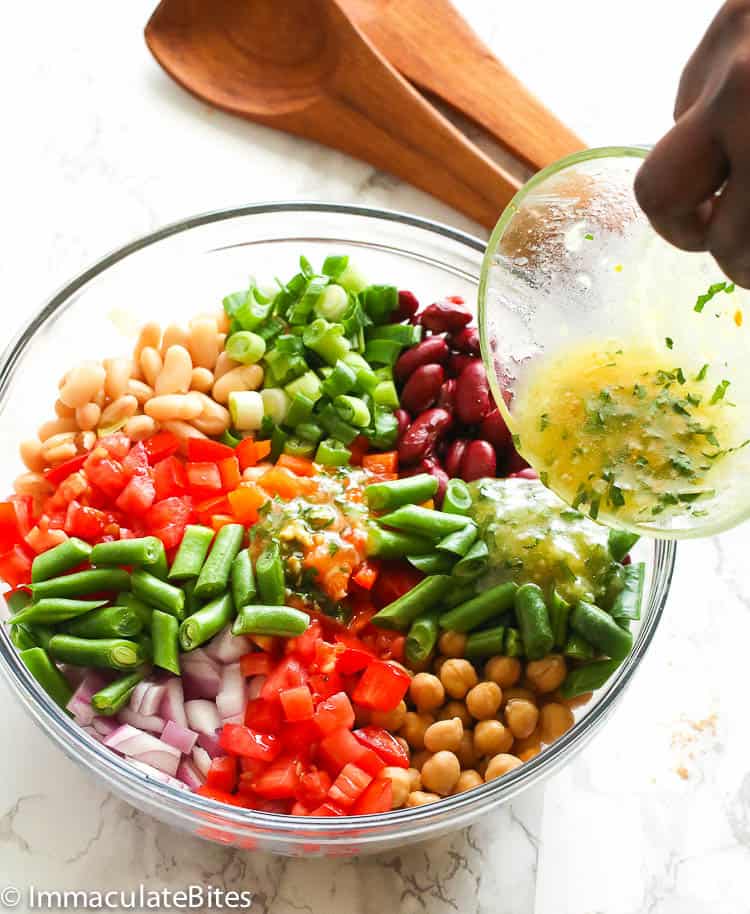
top-left (0, 255), bottom-right (644, 817)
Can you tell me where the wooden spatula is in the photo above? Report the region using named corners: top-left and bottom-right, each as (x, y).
top-left (145, 0), bottom-right (520, 229)
top-left (340, 0), bottom-right (584, 170)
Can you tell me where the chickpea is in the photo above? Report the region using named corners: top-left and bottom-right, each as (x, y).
top-left (453, 769), bottom-right (483, 793)
top-left (410, 750), bottom-right (433, 771)
top-left (512, 726), bottom-right (541, 757)
top-left (406, 790), bottom-right (440, 807)
top-left (517, 747), bottom-right (540, 762)
top-left (476, 757), bottom-right (489, 778)
top-left (505, 699), bottom-right (539, 740)
top-left (421, 750), bottom-right (461, 795)
top-left (502, 687), bottom-right (537, 706)
top-left (424, 717), bottom-right (463, 753)
top-left (406, 767), bottom-right (422, 792)
top-left (440, 659), bottom-right (478, 699)
top-left (525, 654), bottom-right (567, 694)
top-left (554, 690), bottom-right (593, 710)
top-left (409, 673), bottom-right (445, 713)
top-left (473, 719), bottom-right (513, 757)
top-left (466, 681), bottom-right (503, 720)
top-left (436, 700), bottom-right (473, 729)
top-left (400, 711), bottom-right (434, 750)
top-left (438, 630), bottom-right (467, 658)
top-left (485, 753), bottom-right (523, 781)
top-left (456, 730), bottom-right (477, 770)
top-left (382, 766), bottom-right (412, 809)
top-left (539, 703), bottom-right (575, 744)
top-left (370, 699), bottom-right (407, 731)
top-left (484, 655), bottom-right (522, 689)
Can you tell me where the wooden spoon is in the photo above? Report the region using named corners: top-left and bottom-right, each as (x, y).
top-left (145, 0), bottom-right (521, 229)
top-left (339, 0), bottom-right (584, 170)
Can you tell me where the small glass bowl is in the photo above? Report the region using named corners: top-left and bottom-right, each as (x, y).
top-left (0, 203), bottom-right (675, 855)
top-left (479, 147), bottom-right (750, 539)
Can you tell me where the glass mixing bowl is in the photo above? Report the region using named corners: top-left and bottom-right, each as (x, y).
top-left (0, 203), bottom-right (675, 855)
top-left (480, 147), bottom-right (750, 539)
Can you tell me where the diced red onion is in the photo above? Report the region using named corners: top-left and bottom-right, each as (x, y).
top-left (204, 625), bottom-right (252, 664)
top-left (160, 677), bottom-right (188, 729)
top-left (191, 745), bottom-right (213, 778)
top-left (130, 759), bottom-right (188, 788)
top-left (66, 672), bottom-right (108, 726)
top-left (184, 699), bottom-right (222, 736)
top-left (181, 649), bottom-right (222, 700)
top-left (104, 725), bottom-right (181, 776)
top-left (196, 730), bottom-right (223, 758)
top-left (247, 675), bottom-right (266, 701)
top-left (118, 708), bottom-right (165, 733)
top-left (81, 724), bottom-right (103, 742)
top-left (91, 716), bottom-right (119, 738)
top-left (130, 681), bottom-right (166, 718)
top-left (216, 663), bottom-right (246, 723)
top-left (176, 759), bottom-right (205, 790)
top-left (162, 720), bottom-right (198, 755)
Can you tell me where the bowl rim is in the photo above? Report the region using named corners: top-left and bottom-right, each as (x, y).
top-left (0, 201), bottom-right (676, 840)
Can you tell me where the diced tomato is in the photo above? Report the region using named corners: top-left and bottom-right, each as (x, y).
top-left (123, 442), bottom-right (150, 478)
top-left (360, 629), bottom-right (406, 663)
top-left (279, 719), bottom-right (320, 756)
top-left (240, 653), bottom-right (273, 678)
top-left (195, 785), bottom-right (246, 807)
top-left (352, 561), bottom-right (379, 591)
top-left (239, 756), bottom-right (267, 778)
top-left (318, 728), bottom-right (381, 779)
top-left (372, 562), bottom-right (423, 609)
top-left (115, 473), bottom-right (156, 516)
top-left (187, 438), bottom-right (235, 463)
top-left (280, 685), bottom-right (314, 722)
top-left (219, 723), bottom-right (281, 762)
top-left (227, 483), bottom-right (266, 525)
top-left (205, 755), bottom-right (238, 792)
top-left (351, 778), bottom-right (392, 815)
top-left (0, 544), bottom-right (32, 587)
top-left (308, 669), bottom-right (344, 701)
top-left (98, 433), bottom-right (131, 459)
top-left (152, 456), bottom-right (188, 502)
top-left (313, 692), bottom-right (354, 736)
top-left (309, 801), bottom-right (346, 817)
top-left (84, 450), bottom-right (128, 498)
top-left (327, 763), bottom-right (372, 809)
top-left (251, 756), bottom-right (301, 799)
top-left (285, 620), bottom-right (323, 661)
top-left (244, 698), bottom-right (283, 734)
top-left (8, 496), bottom-right (33, 539)
top-left (258, 466), bottom-right (304, 500)
top-left (312, 639), bottom-right (343, 675)
top-left (335, 645), bottom-right (373, 675)
top-left (261, 656), bottom-right (307, 703)
top-left (186, 462), bottom-right (223, 496)
top-left (64, 501), bottom-right (112, 540)
top-left (194, 494), bottom-right (231, 525)
top-left (295, 769), bottom-right (332, 808)
top-left (0, 502), bottom-right (23, 553)
top-left (143, 431), bottom-right (180, 464)
top-left (353, 727), bottom-right (409, 768)
top-left (290, 801), bottom-right (313, 817)
top-left (25, 522), bottom-right (67, 554)
top-left (43, 453), bottom-right (89, 486)
top-left (352, 660), bottom-right (411, 712)
top-left (276, 454), bottom-right (315, 477)
top-left (218, 457), bottom-right (241, 491)
top-left (347, 435), bottom-right (370, 467)
top-left (362, 451), bottom-right (398, 475)
top-left (145, 496), bottom-right (192, 550)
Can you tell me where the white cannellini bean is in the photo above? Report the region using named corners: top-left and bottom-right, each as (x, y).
top-left (99, 395), bottom-right (138, 428)
top-left (155, 345), bottom-right (193, 396)
top-left (133, 322), bottom-right (161, 364)
top-left (190, 367), bottom-right (214, 393)
top-left (211, 364), bottom-right (264, 404)
top-left (127, 379), bottom-right (154, 405)
top-left (188, 318), bottom-right (220, 369)
top-left (161, 324), bottom-right (190, 357)
top-left (124, 415), bottom-right (158, 441)
top-left (75, 402), bottom-right (101, 431)
top-left (213, 351), bottom-right (238, 381)
top-left (145, 393), bottom-right (204, 422)
top-left (20, 439), bottom-right (45, 473)
top-left (38, 417), bottom-right (79, 441)
top-left (59, 361), bottom-right (106, 409)
top-left (103, 357), bottom-right (133, 401)
top-left (140, 346), bottom-right (163, 388)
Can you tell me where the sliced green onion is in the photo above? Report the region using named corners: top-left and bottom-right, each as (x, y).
top-left (228, 390), bottom-right (264, 430)
top-left (315, 284), bottom-right (349, 321)
top-left (334, 395), bottom-right (371, 428)
top-left (260, 388), bottom-right (290, 425)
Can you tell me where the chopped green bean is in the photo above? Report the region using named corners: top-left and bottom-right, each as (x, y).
top-left (31, 538), bottom-right (91, 583)
top-left (231, 549), bottom-right (257, 610)
top-left (29, 625), bottom-right (55, 650)
top-left (48, 635), bottom-right (145, 671)
top-left (31, 568), bottom-right (130, 601)
top-left (608, 529), bottom-right (640, 562)
top-left (436, 522), bottom-right (478, 557)
top-left (147, 541), bottom-right (169, 581)
top-left (91, 537), bottom-right (164, 569)
top-left (407, 553), bottom-right (455, 574)
top-left (115, 593), bottom-right (154, 630)
top-left (131, 569), bottom-right (185, 619)
top-left (372, 575), bottom-right (451, 630)
top-left (232, 605), bottom-right (310, 638)
top-left (378, 505), bottom-right (472, 540)
top-left (366, 525), bottom-right (433, 559)
top-left (10, 623), bottom-right (39, 651)
top-left (10, 598), bottom-right (108, 626)
top-left (256, 543), bottom-right (285, 605)
top-left (152, 609), bottom-right (181, 675)
top-left (183, 580), bottom-right (202, 618)
top-left (405, 609), bottom-right (441, 666)
top-left (439, 582), bottom-right (518, 633)
top-left (465, 626), bottom-right (506, 659)
top-left (6, 590), bottom-right (31, 614)
top-left (62, 605), bottom-right (143, 639)
top-left (610, 562), bottom-right (645, 622)
top-left (563, 633), bottom-right (596, 661)
top-left (560, 658), bottom-right (622, 698)
top-left (452, 540), bottom-right (489, 580)
top-left (168, 525), bottom-right (215, 582)
top-left (570, 601), bottom-right (633, 661)
top-left (549, 589), bottom-right (571, 650)
top-left (504, 627), bottom-right (524, 657)
top-left (365, 474), bottom-right (438, 512)
top-left (193, 523), bottom-right (244, 601)
top-left (514, 583), bottom-right (554, 660)
top-left (441, 479), bottom-right (472, 517)
top-left (179, 593), bottom-right (236, 651)
top-left (19, 647), bottom-right (73, 709)
top-left (443, 581), bottom-right (477, 609)
top-left (91, 670), bottom-right (147, 716)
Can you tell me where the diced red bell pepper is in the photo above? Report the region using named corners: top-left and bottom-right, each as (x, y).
top-left (123, 442), bottom-right (150, 478)
top-left (64, 501), bottom-right (112, 540)
top-left (0, 502), bottom-right (23, 553)
top-left (187, 438), bottom-right (235, 463)
top-left (152, 456), bottom-right (188, 502)
top-left (290, 801), bottom-right (313, 817)
top-left (295, 769), bottom-right (332, 808)
top-left (276, 454), bottom-right (315, 477)
top-left (205, 755), bottom-right (238, 793)
top-left (351, 778), bottom-right (393, 815)
top-left (227, 484), bottom-right (266, 525)
top-left (309, 801), bottom-right (346, 817)
top-left (84, 450), bottom-right (128, 498)
top-left (43, 453), bottom-right (89, 486)
top-left (210, 514), bottom-right (234, 532)
top-left (308, 669), bottom-right (344, 701)
top-left (244, 698), bottom-right (283, 734)
top-left (0, 544), bottom-right (33, 587)
top-left (352, 660), bottom-right (411, 712)
top-left (194, 494), bottom-right (231, 525)
top-left (218, 457), bottom-right (241, 492)
top-left (251, 756), bottom-right (301, 799)
top-left (8, 496), bottom-right (33, 539)
top-left (195, 785), bottom-right (246, 807)
top-left (362, 451), bottom-right (398, 475)
top-left (145, 496), bottom-right (192, 550)
top-left (327, 763), bottom-right (372, 809)
top-left (236, 437), bottom-right (270, 471)
top-left (280, 685), bottom-right (314, 722)
top-left (186, 462), bottom-right (223, 497)
top-left (115, 473), bottom-right (156, 516)
top-left (311, 639), bottom-right (342, 675)
top-left (258, 467), bottom-right (304, 500)
top-left (240, 653), bottom-right (274, 678)
top-left (334, 636), bottom-right (374, 675)
top-left (261, 656), bottom-right (307, 703)
top-left (352, 561), bottom-right (379, 591)
top-left (353, 727), bottom-right (409, 768)
top-left (143, 431), bottom-right (180, 464)
top-left (219, 723), bottom-right (281, 762)
top-left (313, 692), bottom-right (355, 736)
top-left (285, 620), bottom-right (323, 661)
top-left (347, 435), bottom-right (370, 467)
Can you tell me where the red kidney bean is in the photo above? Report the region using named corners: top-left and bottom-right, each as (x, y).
top-left (506, 449), bottom-right (530, 475)
top-left (446, 352), bottom-right (475, 379)
top-left (436, 378), bottom-right (456, 411)
top-left (444, 438), bottom-right (469, 478)
top-left (455, 360), bottom-right (492, 425)
top-left (394, 290), bottom-right (419, 322)
top-left (394, 408), bottom-right (411, 439)
top-left (449, 326), bottom-right (480, 355)
top-left (397, 408), bottom-right (452, 465)
top-left (509, 467), bottom-right (538, 480)
top-left (419, 300), bottom-right (473, 334)
top-left (394, 337), bottom-right (449, 382)
top-left (460, 440), bottom-right (497, 482)
top-left (419, 457), bottom-right (449, 507)
top-left (401, 364), bottom-right (444, 414)
top-left (479, 408), bottom-right (512, 453)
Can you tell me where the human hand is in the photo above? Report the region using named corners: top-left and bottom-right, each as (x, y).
top-left (635, 0), bottom-right (750, 286)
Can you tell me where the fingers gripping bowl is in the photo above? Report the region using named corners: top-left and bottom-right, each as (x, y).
top-left (0, 204), bottom-right (674, 855)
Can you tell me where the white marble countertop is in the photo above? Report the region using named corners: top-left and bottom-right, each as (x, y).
top-left (2, 1), bottom-right (748, 911)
